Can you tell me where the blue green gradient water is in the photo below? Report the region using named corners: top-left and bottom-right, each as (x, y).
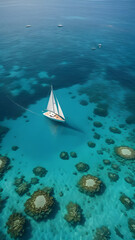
top-left (0, 0), bottom-right (135, 239)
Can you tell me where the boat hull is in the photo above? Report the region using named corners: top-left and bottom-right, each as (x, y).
top-left (43, 111), bottom-right (65, 122)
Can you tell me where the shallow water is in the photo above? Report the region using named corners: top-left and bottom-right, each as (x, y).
top-left (0, 0), bottom-right (135, 239)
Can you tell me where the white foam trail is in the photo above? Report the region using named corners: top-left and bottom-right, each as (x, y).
top-left (6, 95), bottom-right (42, 117)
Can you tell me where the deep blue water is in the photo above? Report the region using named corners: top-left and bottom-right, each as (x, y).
top-left (0, 0), bottom-right (135, 239)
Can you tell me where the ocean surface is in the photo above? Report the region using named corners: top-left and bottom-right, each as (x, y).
top-left (0, 0), bottom-right (135, 239)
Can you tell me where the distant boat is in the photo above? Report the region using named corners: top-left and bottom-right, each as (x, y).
top-left (25, 25), bottom-right (31, 28)
top-left (57, 24), bottom-right (63, 27)
top-left (91, 47), bottom-right (96, 50)
top-left (98, 43), bottom-right (102, 48)
top-left (43, 86), bottom-right (65, 122)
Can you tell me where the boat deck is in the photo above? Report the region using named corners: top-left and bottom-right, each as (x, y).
top-left (43, 111), bottom-right (65, 122)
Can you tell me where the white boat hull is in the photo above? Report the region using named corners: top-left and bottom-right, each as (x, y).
top-left (43, 111), bottom-right (65, 122)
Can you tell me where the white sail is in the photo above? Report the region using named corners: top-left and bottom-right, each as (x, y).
top-left (53, 93), bottom-right (58, 114)
top-left (47, 89), bottom-right (54, 112)
top-left (47, 88), bottom-right (58, 114)
top-left (56, 98), bottom-right (65, 119)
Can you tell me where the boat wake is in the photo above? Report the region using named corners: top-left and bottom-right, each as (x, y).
top-left (7, 95), bottom-right (84, 134)
top-left (6, 95), bottom-right (42, 117)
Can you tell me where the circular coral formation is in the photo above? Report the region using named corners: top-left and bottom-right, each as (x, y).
top-left (108, 172), bottom-right (119, 182)
top-left (128, 218), bottom-right (135, 236)
top-left (6, 213), bottom-right (26, 239)
top-left (75, 162), bottom-right (89, 172)
top-left (87, 141), bottom-right (96, 148)
top-left (70, 152), bottom-right (77, 158)
top-left (24, 189), bottom-right (55, 221)
top-left (60, 152), bottom-right (69, 160)
top-left (109, 127), bottom-right (121, 134)
top-left (93, 121), bottom-right (103, 128)
top-left (94, 226), bottom-right (111, 240)
top-left (115, 146), bottom-right (135, 160)
top-left (103, 159), bottom-right (111, 165)
top-left (64, 202), bottom-right (83, 226)
top-left (0, 156), bottom-right (10, 178)
top-left (33, 166), bottom-right (47, 177)
top-left (120, 194), bottom-right (133, 210)
top-left (111, 164), bottom-right (120, 171)
top-left (78, 174), bottom-right (103, 196)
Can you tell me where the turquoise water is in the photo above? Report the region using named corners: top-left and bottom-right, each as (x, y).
top-left (0, 0), bottom-right (135, 239)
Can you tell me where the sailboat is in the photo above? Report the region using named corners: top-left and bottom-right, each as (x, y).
top-left (43, 85), bottom-right (65, 122)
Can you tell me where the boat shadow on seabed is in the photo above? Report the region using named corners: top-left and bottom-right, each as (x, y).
top-left (46, 117), bottom-right (85, 135)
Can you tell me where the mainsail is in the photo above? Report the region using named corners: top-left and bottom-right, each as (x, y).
top-left (47, 88), bottom-right (54, 112)
top-left (47, 89), bottom-right (58, 114)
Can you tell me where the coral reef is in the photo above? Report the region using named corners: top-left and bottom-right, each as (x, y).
top-left (42, 187), bottom-right (53, 195)
top-left (114, 227), bottom-right (124, 239)
top-left (78, 83), bottom-right (112, 105)
top-left (0, 125), bottom-right (9, 143)
top-left (120, 194), bottom-right (134, 210)
top-left (77, 174), bottom-right (104, 196)
top-left (12, 146), bottom-right (19, 151)
top-left (109, 127), bottom-right (121, 134)
top-left (70, 152), bottom-right (77, 158)
top-left (124, 176), bottom-right (134, 185)
top-left (60, 152), bottom-right (69, 160)
top-left (14, 176), bottom-right (31, 196)
top-left (15, 181), bottom-right (31, 196)
top-left (0, 155), bottom-right (11, 179)
top-left (103, 159), bottom-right (111, 165)
top-left (80, 100), bottom-right (88, 106)
top-left (111, 164), bottom-right (120, 171)
top-left (108, 172), bottom-right (119, 182)
top-left (59, 191), bottom-right (63, 197)
top-left (33, 166), bottom-right (47, 177)
top-left (115, 146), bottom-right (135, 160)
top-left (64, 202), bottom-right (83, 226)
top-left (128, 218), bottom-right (135, 236)
top-left (31, 177), bottom-right (39, 185)
top-left (87, 141), bottom-right (96, 148)
top-left (93, 132), bottom-right (100, 140)
top-left (94, 226), bottom-right (111, 240)
top-left (93, 106), bottom-right (108, 117)
top-left (75, 162), bottom-right (89, 172)
top-left (93, 121), bottom-right (103, 128)
top-left (0, 194), bottom-right (7, 211)
top-left (14, 176), bottom-right (24, 187)
top-left (24, 189), bottom-right (55, 221)
top-left (6, 213), bottom-right (26, 239)
top-left (105, 138), bottom-right (115, 145)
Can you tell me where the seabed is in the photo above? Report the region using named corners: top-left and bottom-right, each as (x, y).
top-left (0, 0), bottom-right (135, 239)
